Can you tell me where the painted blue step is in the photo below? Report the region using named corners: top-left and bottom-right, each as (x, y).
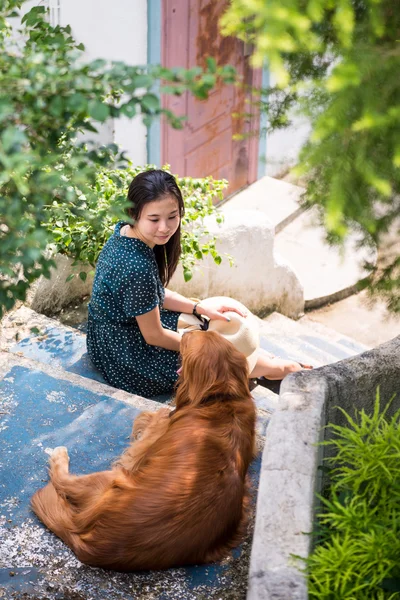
top-left (259, 335), bottom-right (294, 360)
top-left (10, 326), bottom-right (174, 403)
top-left (259, 334), bottom-right (325, 366)
top-left (337, 336), bottom-right (369, 354)
top-left (10, 325), bottom-right (277, 416)
top-left (0, 365), bottom-right (262, 599)
top-left (264, 333), bottom-right (340, 365)
top-left (11, 325), bottom-right (106, 383)
top-left (298, 334), bottom-right (354, 360)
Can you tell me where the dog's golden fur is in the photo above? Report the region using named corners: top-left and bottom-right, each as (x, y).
top-left (31, 330), bottom-right (256, 571)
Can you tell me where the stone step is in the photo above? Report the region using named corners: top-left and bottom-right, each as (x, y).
top-left (223, 175), bottom-right (305, 232)
top-left (3, 307), bottom-right (279, 417)
top-left (223, 175), bottom-right (377, 309)
top-left (0, 351), bottom-right (266, 600)
top-left (262, 311), bottom-right (369, 356)
top-left (260, 332), bottom-right (342, 367)
top-left (274, 208), bottom-right (376, 305)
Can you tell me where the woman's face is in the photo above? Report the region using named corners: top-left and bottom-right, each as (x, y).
top-left (135, 195), bottom-right (180, 248)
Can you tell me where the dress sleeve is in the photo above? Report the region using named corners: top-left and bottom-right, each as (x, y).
top-left (120, 266), bottom-right (159, 318)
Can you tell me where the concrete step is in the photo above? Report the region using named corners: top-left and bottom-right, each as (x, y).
top-left (3, 306), bottom-right (107, 385)
top-left (223, 175), bottom-right (305, 232)
top-left (262, 312), bottom-right (369, 357)
top-left (260, 332), bottom-right (339, 367)
top-left (274, 208), bottom-right (376, 306)
top-left (0, 350), bottom-right (267, 600)
top-left (2, 307), bottom-right (278, 420)
top-left (255, 311), bottom-right (369, 376)
top-left (223, 175), bottom-right (377, 309)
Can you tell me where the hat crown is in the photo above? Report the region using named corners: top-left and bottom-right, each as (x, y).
top-left (208, 311), bottom-right (259, 372)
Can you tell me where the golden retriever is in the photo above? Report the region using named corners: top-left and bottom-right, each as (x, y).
top-left (31, 330), bottom-right (256, 571)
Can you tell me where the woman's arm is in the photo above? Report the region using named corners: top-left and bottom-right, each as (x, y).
top-left (163, 289), bottom-right (197, 314)
top-left (136, 305), bottom-right (181, 352)
top-left (163, 288), bottom-right (247, 321)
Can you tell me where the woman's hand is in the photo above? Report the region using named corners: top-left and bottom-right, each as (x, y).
top-left (197, 302), bottom-right (248, 322)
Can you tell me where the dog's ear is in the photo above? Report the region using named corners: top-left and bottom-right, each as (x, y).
top-left (175, 331), bottom-right (250, 407)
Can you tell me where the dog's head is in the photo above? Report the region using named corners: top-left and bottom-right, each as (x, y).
top-left (175, 330), bottom-right (250, 408)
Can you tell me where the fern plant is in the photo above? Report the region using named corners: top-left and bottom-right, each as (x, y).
top-left (307, 391), bottom-right (400, 599)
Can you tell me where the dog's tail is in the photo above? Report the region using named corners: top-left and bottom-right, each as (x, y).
top-left (31, 483), bottom-right (88, 557)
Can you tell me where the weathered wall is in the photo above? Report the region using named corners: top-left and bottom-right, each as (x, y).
top-left (248, 335), bottom-right (400, 599)
top-left (27, 255), bottom-right (93, 316)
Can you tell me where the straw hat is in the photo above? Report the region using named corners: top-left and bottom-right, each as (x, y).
top-left (178, 296), bottom-right (259, 373)
top-left (207, 311), bottom-right (259, 373)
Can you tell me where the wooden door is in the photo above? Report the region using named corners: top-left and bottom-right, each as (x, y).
top-left (162, 0), bottom-right (261, 197)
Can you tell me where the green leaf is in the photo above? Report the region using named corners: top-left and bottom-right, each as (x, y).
top-left (88, 101), bottom-right (110, 122)
top-left (49, 96), bottom-right (64, 117)
top-left (66, 93), bottom-right (87, 112)
top-left (1, 126), bottom-right (27, 153)
top-left (141, 93), bottom-right (159, 113)
top-left (0, 100), bottom-right (14, 122)
top-left (79, 271), bottom-right (87, 282)
top-left (132, 74), bottom-right (154, 88)
top-left (65, 274), bottom-right (75, 283)
top-left (121, 100), bottom-right (137, 118)
top-left (21, 5), bottom-right (45, 26)
top-left (183, 268), bottom-right (193, 282)
top-left (206, 56), bottom-right (217, 73)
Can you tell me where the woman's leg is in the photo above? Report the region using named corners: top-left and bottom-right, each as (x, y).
top-left (249, 354), bottom-right (312, 380)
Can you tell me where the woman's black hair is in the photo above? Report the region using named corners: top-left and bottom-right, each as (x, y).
top-left (127, 169), bottom-right (184, 286)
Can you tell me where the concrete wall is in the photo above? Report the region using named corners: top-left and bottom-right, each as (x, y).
top-left (248, 335), bottom-right (400, 599)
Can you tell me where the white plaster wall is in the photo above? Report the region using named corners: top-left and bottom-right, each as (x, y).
top-left (264, 73), bottom-right (311, 178)
top-left (60, 0), bottom-right (148, 165)
top-left (11, 0), bottom-right (148, 164)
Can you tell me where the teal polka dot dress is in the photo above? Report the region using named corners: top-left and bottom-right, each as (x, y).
top-left (87, 221), bottom-right (180, 398)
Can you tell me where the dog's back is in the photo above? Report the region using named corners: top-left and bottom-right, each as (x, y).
top-left (31, 330), bottom-right (257, 571)
top-left (32, 396), bottom-right (255, 571)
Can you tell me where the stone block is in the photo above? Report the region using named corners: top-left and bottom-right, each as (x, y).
top-left (170, 210), bottom-right (304, 318)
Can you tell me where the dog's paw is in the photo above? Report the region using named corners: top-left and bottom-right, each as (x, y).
top-left (49, 446), bottom-right (69, 466)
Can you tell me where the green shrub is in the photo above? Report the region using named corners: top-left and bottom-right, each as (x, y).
top-left (0, 2), bottom-right (235, 317)
top-left (44, 165), bottom-right (228, 283)
top-left (307, 392), bottom-right (400, 599)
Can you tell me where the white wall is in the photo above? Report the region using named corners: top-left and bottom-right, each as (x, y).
top-left (60, 0), bottom-right (148, 166)
top-left (12, 0), bottom-right (148, 164)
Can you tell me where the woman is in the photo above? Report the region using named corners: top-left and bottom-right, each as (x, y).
top-left (87, 169), bottom-right (305, 398)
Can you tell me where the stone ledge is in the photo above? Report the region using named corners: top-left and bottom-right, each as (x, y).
top-left (248, 335), bottom-right (400, 599)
